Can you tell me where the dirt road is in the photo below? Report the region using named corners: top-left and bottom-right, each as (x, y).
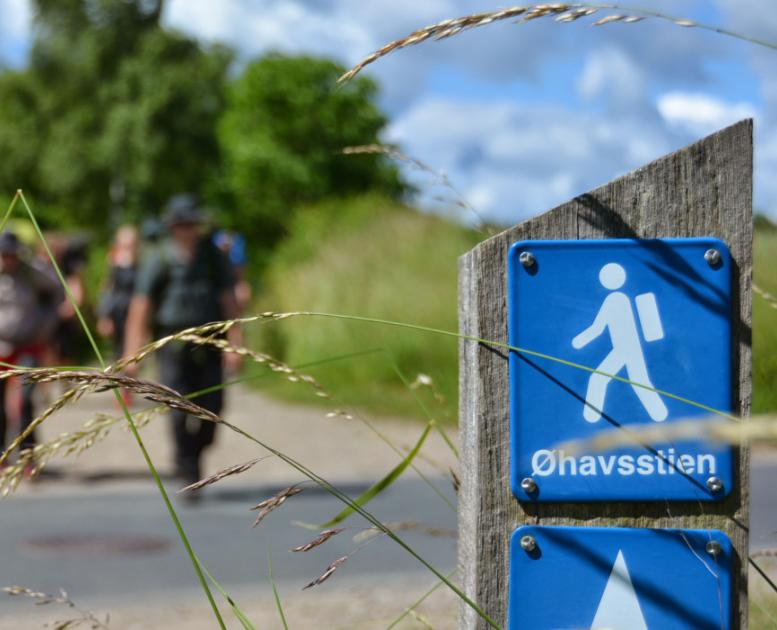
top-left (1, 382), bottom-right (460, 629)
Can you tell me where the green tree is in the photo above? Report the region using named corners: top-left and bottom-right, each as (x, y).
top-left (218, 54), bottom-right (404, 251)
top-left (0, 0), bottom-right (231, 228)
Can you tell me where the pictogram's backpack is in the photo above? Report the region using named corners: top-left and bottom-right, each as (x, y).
top-left (635, 292), bottom-right (664, 342)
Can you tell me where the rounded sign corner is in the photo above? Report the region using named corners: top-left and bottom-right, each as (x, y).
top-left (508, 240), bottom-right (531, 263)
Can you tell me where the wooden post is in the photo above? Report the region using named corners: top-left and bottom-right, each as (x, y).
top-left (458, 120), bottom-right (752, 629)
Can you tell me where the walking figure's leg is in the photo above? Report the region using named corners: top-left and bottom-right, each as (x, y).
top-left (584, 351), bottom-right (623, 422)
top-left (626, 358), bottom-right (668, 422)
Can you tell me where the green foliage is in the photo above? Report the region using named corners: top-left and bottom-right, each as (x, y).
top-left (252, 195), bottom-right (480, 419)
top-left (0, 0), bottom-right (231, 229)
top-left (754, 213), bottom-right (777, 232)
top-left (753, 228), bottom-right (777, 414)
top-left (217, 55), bottom-right (404, 257)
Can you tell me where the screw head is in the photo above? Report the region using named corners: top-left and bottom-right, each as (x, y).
top-left (520, 477), bottom-right (537, 494)
top-left (706, 476), bottom-right (724, 493)
top-left (704, 248), bottom-right (721, 267)
top-left (519, 251), bottom-right (536, 268)
top-left (706, 540), bottom-right (722, 557)
top-left (520, 535), bottom-right (537, 552)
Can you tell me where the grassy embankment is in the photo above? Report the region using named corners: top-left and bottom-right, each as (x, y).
top-left (251, 200), bottom-right (777, 421)
top-left (249, 194), bottom-right (481, 420)
top-left (753, 222), bottom-right (777, 415)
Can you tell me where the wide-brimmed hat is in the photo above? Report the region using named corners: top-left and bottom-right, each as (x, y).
top-left (0, 232), bottom-right (22, 255)
top-left (163, 194), bottom-right (205, 227)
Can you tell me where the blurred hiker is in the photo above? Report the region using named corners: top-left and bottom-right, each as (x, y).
top-left (0, 232), bottom-right (63, 460)
top-left (213, 229), bottom-right (252, 314)
top-left (97, 225), bottom-right (140, 360)
top-left (97, 225), bottom-right (140, 407)
top-left (46, 234), bottom-right (90, 365)
top-left (123, 194), bottom-right (241, 488)
top-left (140, 217), bottom-right (163, 244)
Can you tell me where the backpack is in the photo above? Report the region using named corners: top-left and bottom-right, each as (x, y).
top-left (148, 235), bottom-right (228, 331)
top-left (635, 292), bottom-right (664, 342)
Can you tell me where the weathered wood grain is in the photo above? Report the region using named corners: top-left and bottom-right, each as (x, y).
top-left (458, 120), bottom-right (752, 629)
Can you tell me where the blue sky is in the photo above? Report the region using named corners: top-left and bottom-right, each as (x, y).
top-left (0, 0), bottom-right (775, 224)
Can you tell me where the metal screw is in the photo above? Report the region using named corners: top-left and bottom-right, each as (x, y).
top-left (519, 251), bottom-right (536, 268)
top-left (706, 476), bottom-right (724, 493)
top-left (706, 541), bottom-right (722, 557)
top-left (520, 535), bottom-right (537, 552)
top-left (520, 477), bottom-right (537, 494)
top-left (704, 248), bottom-right (721, 267)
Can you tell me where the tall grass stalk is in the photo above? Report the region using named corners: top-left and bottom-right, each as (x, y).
top-left (268, 549), bottom-right (289, 630)
top-left (387, 356), bottom-right (459, 458)
top-left (386, 570), bottom-right (456, 629)
top-left (217, 417), bottom-right (501, 629)
top-left (259, 311), bottom-right (739, 422)
top-left (11, 191), bottom-right (228, 629)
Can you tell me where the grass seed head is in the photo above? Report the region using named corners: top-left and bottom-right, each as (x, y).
top-left (291, 528), bottom-right (345, 553)
top-left (303, 555), bottom-right (349, 590)
top-left (179, 457), bottom-right (266, 493)
top-left (250, 485), bottom-right (305, 528)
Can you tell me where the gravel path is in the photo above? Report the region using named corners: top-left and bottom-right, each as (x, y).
top-left (2, 381), bottom-right (460, 629)
top-left (15, 381), bottom-right (458, 489)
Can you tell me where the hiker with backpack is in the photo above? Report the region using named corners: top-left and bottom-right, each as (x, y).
top-left (0, 231), bottom-right (63, 462)
top-left (123, 195), bottom-right (242, 489)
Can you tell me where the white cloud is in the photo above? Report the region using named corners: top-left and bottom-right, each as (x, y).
top-left (3, 0), bottom-right (776, 219)
top-left (164, 0), bottom-right (452, 66)
top-left (578, 46), bottom-right (647, 111)
top-left (387, 97), bottom-right (676, 224)
top-left (656, 92), bottom-right (757, 137)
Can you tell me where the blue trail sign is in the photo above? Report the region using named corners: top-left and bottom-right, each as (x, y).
top-left (508, 238), bottom-right (733, 502)
top-left (508, 525), bottom-right (733, 630)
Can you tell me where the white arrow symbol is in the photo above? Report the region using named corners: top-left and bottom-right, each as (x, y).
top-left (591, 550), bottom-right (648, 630)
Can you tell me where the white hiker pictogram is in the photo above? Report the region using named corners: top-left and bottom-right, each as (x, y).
top-left (591, 549), bottom-right (649, 630)
top-left (572, 263), bottom-right (668, 423)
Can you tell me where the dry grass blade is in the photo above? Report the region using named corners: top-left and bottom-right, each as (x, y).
top-left (109, 313), bottom-right (291, 373)
top-left (251, 485), bottom-right (305, 527)
top-left (34, 371), bottom-right (220, 422)
top-left (302, 556), bottom-right (349, 590)
top-left (176, 333), bottom-right (329, 398)
top-left (338, 6), bottom-right (542, 82)
top-left (325, 409), bottom-right (354, 420)
top-left (343, 144), bottom-right (490, 232)
top-left (3, 585), bottom-right (68, 605)
top-left (592, 14), bottom-right (626, 26)
top-left (339, 3), bottom-right (777, 82)
top-left (556, 7), bottom-right (598, 22)
top-left (0, 370), bottom-right (218, 468)
top-left (291, 528), bottom-right (344, 552)
top-left (754, 282), bottom-right (777, 311)
top-left (3, 585), bottom-right (109, 629)
top-left (0, 413), bottom-right (113, 495)
top-left (0, 403), bottom-right (166, 496)
top-left (1, 337), bottom-right (353, 497)
top-left (558, 413), bottom-right (777, 455)
top-left (353, 521), bottom-right (457, 544)
top-left (179, 458), bottom-right (267, 493)
top-left (450, 468), bottom-right (461, 494)
top-left (408, 610), bottom-right (435, 630)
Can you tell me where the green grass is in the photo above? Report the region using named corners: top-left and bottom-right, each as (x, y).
top-left (249, 194), bottom-right (480, 419)
top-left (753, 227), bottom-right (777, 415)
top-left (751, 558), bottom-right (777, 629)
top-left (251, 207), bottom-right (777, 420)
